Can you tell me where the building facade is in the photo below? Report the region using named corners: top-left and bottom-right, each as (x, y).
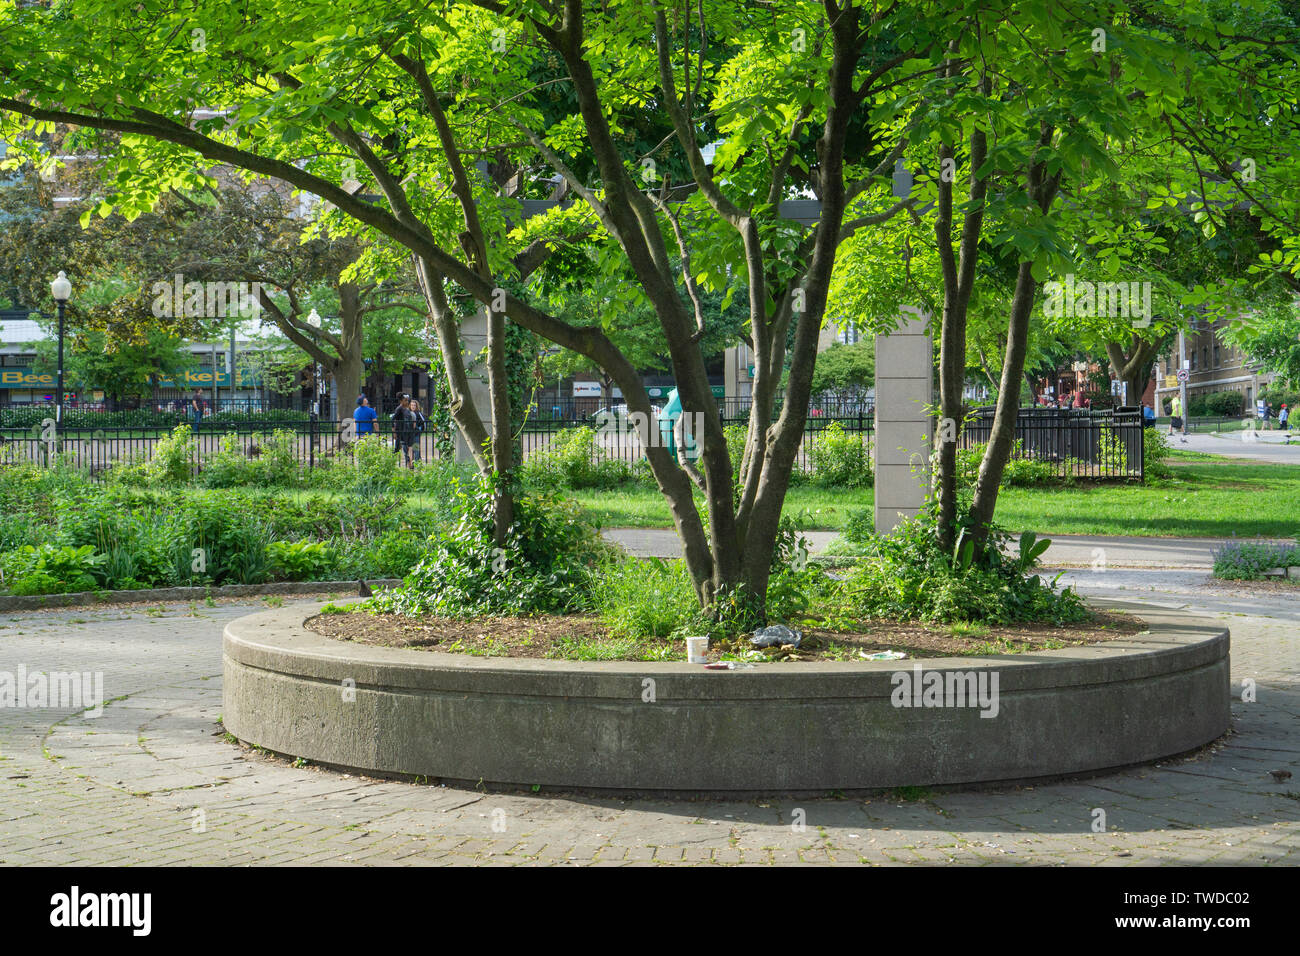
top-left (1153, 318), bottom-right (1275, 417)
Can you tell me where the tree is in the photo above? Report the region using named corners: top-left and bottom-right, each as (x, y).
top-left (5, 0), bottom-right (1297, 611)
top-left (1223, 299), bottom-right (1300, 388)
top-left (1, 0), bottom-right (928, 613)
top-left (32, 317), bottom-right (195, 409)
top-left (808, 340), bottom-right (874, 398)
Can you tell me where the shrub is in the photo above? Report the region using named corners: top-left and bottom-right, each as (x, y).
top-left (144, 424), bottom-right (197, 484)
top-left (843, 507), bottom-right (875, 545)
top-left (957, 440), bottom-right (1060, 488)
top-left (519, 426), bottom-right (631, 490)
top-left (267, 540), bottom-right (336, 581)
top-left (1188, 390), bottom-right (1244, 418)
top-left (366, 477), bottom-right (608, 617)
top-left (1212, 540), bottom-right (1300, 580)
top-left (1143, 427), bottom-right (1172, 482)
top-left (1, 544), bottom-right (105, 595)
top-left (343, 528), bottom-right (436, 579)
top-left (841, 514), bottom-right (1088, 625)
top-left (808, 422), bottom-right (872, 487)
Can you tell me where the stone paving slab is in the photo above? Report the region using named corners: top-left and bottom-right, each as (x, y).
top-left (0, 594), bottom-right (1297, 865)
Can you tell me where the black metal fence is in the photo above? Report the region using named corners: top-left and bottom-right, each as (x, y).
top-left (0, 419), bottom-right (436, 479)
top-left (0, 404), bottom-right (1144, 482)
top-left (958, 407), bottom-right (1145, 480)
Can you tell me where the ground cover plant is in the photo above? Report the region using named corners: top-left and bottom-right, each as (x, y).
top-left (1212, 540), bottom-right (1300, 580)
top-left (0, 457), bottom-right (463, 594)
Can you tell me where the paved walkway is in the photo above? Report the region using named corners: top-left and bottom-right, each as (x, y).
top-left (603, 529), bottom-right (1293, 568)
top-left (1178, 430), bottom-right (1300, 463)
top-left (1, 576), bottom-right (1296, 866)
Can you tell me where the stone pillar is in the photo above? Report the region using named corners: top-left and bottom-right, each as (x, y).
top-left (453, 308), bottom-right (494, 464)
top-left (874, 308), bottom-right (933, 534)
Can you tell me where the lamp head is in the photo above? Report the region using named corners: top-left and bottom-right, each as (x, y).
top-left (50, 271), bottom-right (72, 302)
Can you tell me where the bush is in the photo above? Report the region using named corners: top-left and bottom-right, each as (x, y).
top-left (843, 507), bottom-right (875, 545)
top-left (1212, 540), bottom-right (1300, 580)
top-left (841, 514), bottom-right (1088, 625)
top-left (958, 440), bottom-right (1061, 488)
top-left (366, 477), bottom-right (608, 617)
top-left (808, 422), bottom-right (872, 487)
top-left (1188, 390), bottom-right (1244, 418)
top-left (519, 426), bottom-right (631, 490)
top-left (267, 540), bottom-right (336, 581)
top-left (1, 544), bottom-right (105, 595)
top-left (1143, 427), bottom-right (1172, 482)
top-left (144, 424), bottom-right (197, 484)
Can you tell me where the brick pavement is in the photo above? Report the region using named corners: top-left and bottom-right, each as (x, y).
top-left (0, 587), bottom-right (1296, 866)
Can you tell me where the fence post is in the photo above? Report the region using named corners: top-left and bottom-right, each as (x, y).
top-left (309, 412), bottom-right (317, 471)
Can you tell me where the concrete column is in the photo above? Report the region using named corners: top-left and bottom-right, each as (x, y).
top-left (453, 308), bottom-right (494, 464)
top-left (874, 308), bottom-right (933, 534)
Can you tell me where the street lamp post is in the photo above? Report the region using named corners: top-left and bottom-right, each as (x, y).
top-left (50, 271), bottom-right (72, 444)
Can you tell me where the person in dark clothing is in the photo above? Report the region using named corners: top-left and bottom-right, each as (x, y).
top-left (391, 393), bottom-right (415, 466)
top-left (408, 399), bottom-right (427, 463)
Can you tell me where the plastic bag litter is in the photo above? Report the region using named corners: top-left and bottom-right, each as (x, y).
top-left (751, 624), bottom-right (801, 648)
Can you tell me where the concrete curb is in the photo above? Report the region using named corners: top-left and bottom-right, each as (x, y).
top-left (0, 579), bottom-right (401, 613)
top-left (223, 600), bottom-right (1230, 793)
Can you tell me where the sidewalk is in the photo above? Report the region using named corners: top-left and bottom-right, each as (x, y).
top-left (1177, 430), bottom-right (1300, 463)
top-left (601, 529), bottom-right (1293, 569)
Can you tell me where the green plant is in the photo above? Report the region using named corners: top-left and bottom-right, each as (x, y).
top-left (519, 426), bottom-right (631, 490)
top-left (1142, 427), bottom-right (1173, 482)
top-left (594, 558), bottom-right (698, 639)
top-left (1213, 540), bottom-right (1300, 579)
top-left (841, 512), bottom-right (1087, 625)
top-left (1, 544), bottom-right (105, 595)
top-left (807, 422), bottom-right (872, 488)
top-left (266, 540), bottom-right (337, 581)
top-left (144, 424), bottom-right (198, 484)
top-left (366, 476), bottom-right (606, 617)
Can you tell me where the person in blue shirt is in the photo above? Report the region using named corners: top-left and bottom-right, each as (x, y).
top-left (354, 395), bottom-right (377, 437)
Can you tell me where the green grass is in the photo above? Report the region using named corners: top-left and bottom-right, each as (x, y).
top-left (995, 463), bottom-right (1300, 537)
top-left (567, 462), bottom-right (1300, 538)
top-left (569, 484), bottom-right (872, 530)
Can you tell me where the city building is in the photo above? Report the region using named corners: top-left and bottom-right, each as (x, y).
top-left (1153, 317), bottom-right (1275, 416)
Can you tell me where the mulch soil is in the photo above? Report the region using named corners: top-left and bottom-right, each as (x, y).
top-left (306, 608), bottom-right (1147, 662)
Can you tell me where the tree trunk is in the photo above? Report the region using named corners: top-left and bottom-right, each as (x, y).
top-left (332, 282), bottom-right (365, 421)
top-left (486, 305), bottom-right (514, 545)
top-left (967, 262), bottom-right (1038, 544)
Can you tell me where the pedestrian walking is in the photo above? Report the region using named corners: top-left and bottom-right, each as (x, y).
top-left (1279, 403), bottom-right (1290, 432)
top-left (1168, 394), bottom-right (1184, 441)
top-left (392, 393), bottom-right (415, 467)
top-left (189, 388), bottom-right (204, 425)
top-left (409, 400), bottom-right (427, 463)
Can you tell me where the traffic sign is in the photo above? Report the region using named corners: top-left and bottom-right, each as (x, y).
top-left (1176, 369), bottom-right (1189, 383)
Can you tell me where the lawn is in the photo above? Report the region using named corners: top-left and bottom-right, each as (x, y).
top-left (567, 462), bottom-right (1300, 538)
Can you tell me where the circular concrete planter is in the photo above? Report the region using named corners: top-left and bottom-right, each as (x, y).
top-left (222, 602), bottom-right (1230, 792)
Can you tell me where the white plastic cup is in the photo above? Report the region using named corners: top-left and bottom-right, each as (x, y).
top-left (685, 636), bottom-right (709, 664)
